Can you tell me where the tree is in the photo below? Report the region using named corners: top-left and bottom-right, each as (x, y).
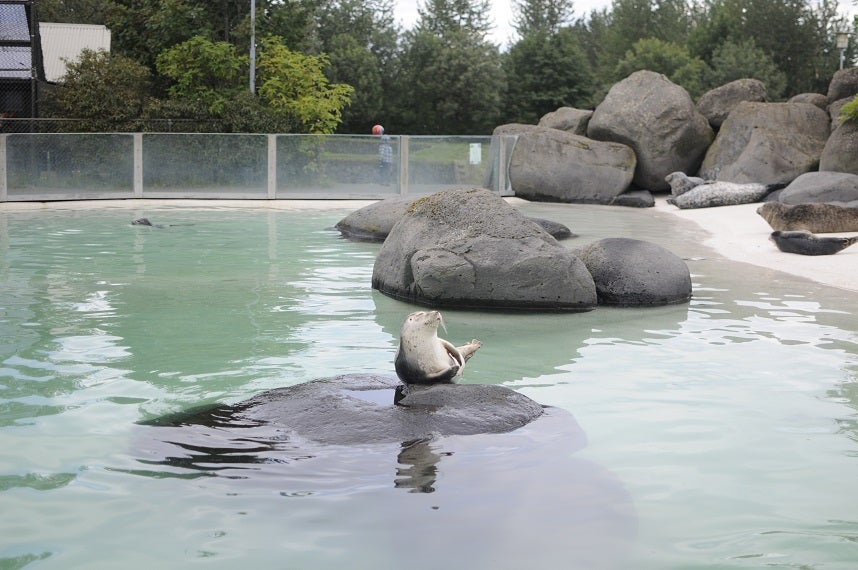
top-left (42, 49), bottom-right (153, 130)
top-left (416, 0), bottom-right (494, 37)
top-left (512, 0), bottom-right (575, 36)
top-left (155, 36), bottom-right (246, 114)
top-left (614, 38), bottom-right (709, 98)
top-left (503, 29), bottom-right (593, 123)
top-left (256, 36), bottom-right (354, 133)
top-left (38, 0), bottom-right (120, 24)
top-left (705, 39), bottom-right (787, 98)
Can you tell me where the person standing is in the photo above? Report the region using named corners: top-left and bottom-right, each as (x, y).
top-left (373, 124), bottom-right (393, 186)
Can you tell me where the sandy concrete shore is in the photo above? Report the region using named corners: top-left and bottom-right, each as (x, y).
top-left (654, 197), bottom-right (858, 293)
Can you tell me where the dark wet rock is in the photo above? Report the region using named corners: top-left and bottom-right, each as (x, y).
top-left (827, 67), bottom-right (858, 102)
top-left (575, 238), bottom-right (692, 306)
top-left (611, 190), bottom-right (654, 208)
top-left (587, 70), bottom-right (713, 192)
top-left (699, 102), bottom-right (829, 185)
top-left (819, 120), bottom-right (858, 175)
top-left (777, 171), bottom-right (858, 206)
top-left (372, 187), bottom-right (597, 311)
top-left (494, 124), bottom-right (635, 204)
top-left (537, 106), bottom-right (593, 135)
top-left (335, 194), bottom-right (573, 241)
top-left (696, 78), bottom-right (767, 128)
top-left (146, 374), bottom-right (545, 445)
top-left (788, 92), bottom-right (829, 110)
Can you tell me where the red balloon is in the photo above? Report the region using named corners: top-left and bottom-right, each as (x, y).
top-left (372, 125), bottom-right (384, 136)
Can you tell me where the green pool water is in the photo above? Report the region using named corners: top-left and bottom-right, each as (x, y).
top-left (1, 203), bottom-right (856, 569)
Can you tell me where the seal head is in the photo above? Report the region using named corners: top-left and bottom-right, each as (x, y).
top-left (394, 311), bottom-right (481, 384)
top-left (769, 230), bottom-right (858, 255)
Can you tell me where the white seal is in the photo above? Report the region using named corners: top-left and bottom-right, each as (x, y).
top-left (394, 311), bottom-right (482, 384)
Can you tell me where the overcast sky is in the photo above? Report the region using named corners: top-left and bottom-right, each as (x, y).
top-left (392, 0), bottom-right (613, 47)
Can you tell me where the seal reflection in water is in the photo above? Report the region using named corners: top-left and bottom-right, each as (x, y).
top-left (394, 310), bottom-right (482, 384)
top-left (769, 230), bottom-right (858, 256)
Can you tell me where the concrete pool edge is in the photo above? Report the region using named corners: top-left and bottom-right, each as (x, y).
top-left (3, 195), bottom-right (856, 293)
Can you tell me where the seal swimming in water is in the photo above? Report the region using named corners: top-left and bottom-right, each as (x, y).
top-left (757, 202), bottom-right (858, 233)
top-left (395, 311), bottom-right (482, 384)
top-left (769, 230), bottom-right (858, 255)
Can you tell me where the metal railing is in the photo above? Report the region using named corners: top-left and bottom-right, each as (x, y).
top-left (0, 132), bottom-right (517, 201)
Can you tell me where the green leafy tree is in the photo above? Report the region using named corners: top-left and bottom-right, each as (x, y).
top-left (38, 0), bottom-right (120, 24)
top-left (155, 36), bottom-right (246, 114)
top-left (503, 29), bottom-right (593, 123)
top-left (512, 0), bottom-right (575, 36)
top-left (256, 36), bottom-right (354, 133)
top-left (42, 49), bottom-right (153, 130)
top-left (391, 0), bottom-right (505, 134)
top-left (614, 37), bottom-right (709, 98)
top-left (704, 39), bottom-right (787, 99)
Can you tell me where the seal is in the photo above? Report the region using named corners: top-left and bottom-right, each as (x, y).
top-left (757, 202), bottom-right (858, 233)
top-left (769, 230), bottom-right (858, 255)
top-left (394, 311), bottom-right (482, 384)
top-left (667, 180), bottom-right (783, 209)
top-left (665, 171), bottom-right (707, 197)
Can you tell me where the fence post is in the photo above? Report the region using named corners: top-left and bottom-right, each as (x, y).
top-left (0, 135), bottom-right (6, 202)
top-left (267, 134), bottom-right (277, 199)
top-left (133, 133), bottom-right (143, 198)
top-left (399, 135), bottom-right (409, 195)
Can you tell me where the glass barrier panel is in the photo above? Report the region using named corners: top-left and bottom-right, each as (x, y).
top-left (5, 133), bottom-right (134, 200)
top-left (275, 134), bottom-right (400, 199)
top-left (405, 136), bottom-right (494, 195)
top-left (142, 133), bottom-right (268, 198)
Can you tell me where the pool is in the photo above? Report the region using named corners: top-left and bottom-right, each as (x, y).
top-left (1, 202), bottom-right (857, 569)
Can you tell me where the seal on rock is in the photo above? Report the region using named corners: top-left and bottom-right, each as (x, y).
top-left (769, 230), bottom-right (858, 255)
top-left (667, 180), bottom-right (783, 209)
top-left (395, 311), bottom-right (482, 384)
top-left (757, 202), bottom-right (858, 233)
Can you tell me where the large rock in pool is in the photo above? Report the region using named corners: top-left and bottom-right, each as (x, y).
top-left (372, 187), bottom-right (597, 310)
top-left (494, 124), bottom-right (636, 204)
top-left (145, 374), bottom-right (545, 445)
top-left (698, 102), bottom-right (829, 185)
top-left (587, 70), bottom-right (714, 191)
top-left (335, 194), bottom-right (573, 241)
top-left (575, 238), bottom-right (692, 306)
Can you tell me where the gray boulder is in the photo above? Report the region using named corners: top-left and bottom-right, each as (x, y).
top-left (495, 124), bottom-right (635, 204)
top-left (147, 374), bottom-right (546, 445)
top-left (537, 107), bottom-right (593, 135)
top-left (828, 97), bottom-right (853, 130)
top-left (819, 120), bottom-right (858, 175)
top-left (335, 194), bottom-right (573, 241)
top-left (372, 187), bottom-right (597, 311)
top-left (696, 78), bottom-right (767, 128)
top-left (575, 238), bottom-right (692, 306)
top-left (698, 102), bottom-right (830, 185)
top-left (588, 70), bottom-right (714, 192)
top-left (611, 190), bottom-right (654, 208)
top-left (788, 92), bottom-right (829, 110)
top-left (827, 67), bottom-right (858, 102)
top-left (777, 171), bottom-right (858, 206)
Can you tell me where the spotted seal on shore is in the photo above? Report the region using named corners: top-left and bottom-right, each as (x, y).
top-left (757, 202), bottom-right (858, 233)
top-left (395, 311), bottom-right (482, 384)
top-left (665, 171), bottom-right (707, 197)
top-left (769, 230), bottom-right (858, 255)
top-left (667, 180), bottom-right (783, 209)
